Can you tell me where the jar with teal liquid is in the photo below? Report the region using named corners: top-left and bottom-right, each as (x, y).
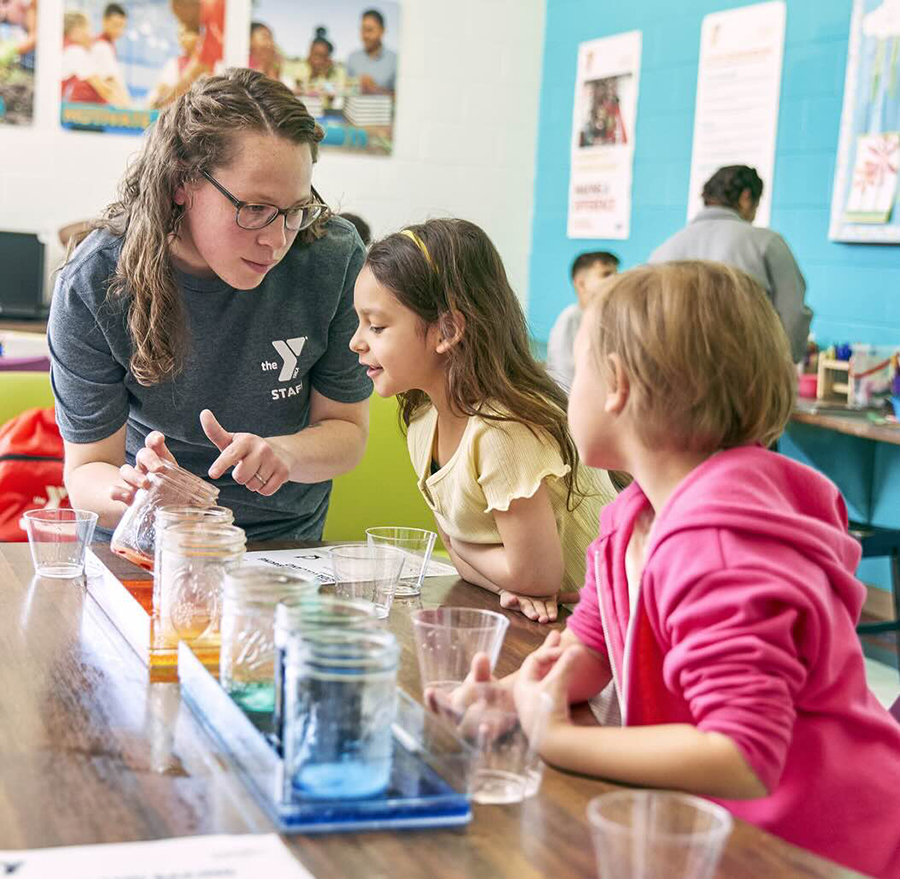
top-left (219, 568), bottom-right (318, 720)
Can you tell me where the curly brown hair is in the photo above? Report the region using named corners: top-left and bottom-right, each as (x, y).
top-left (365, 218), bottom-right (594, 509)
top-left (74, 67), bottom-right (329, 386)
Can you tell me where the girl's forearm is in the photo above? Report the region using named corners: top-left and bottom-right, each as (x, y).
top-left (540, 722), bottom-right (768, 800)
top-left (445, 544), bottom-right (502, 594)
top-left (453, 540), bottom-right (556, 596)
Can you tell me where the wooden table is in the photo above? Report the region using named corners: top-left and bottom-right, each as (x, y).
top-left (791, 408), bottom-right (900, 446)
top-left (0, 542), bottom-right (861, 877)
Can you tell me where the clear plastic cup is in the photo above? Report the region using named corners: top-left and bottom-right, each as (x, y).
top-left (329, 544), bottom-right (405, 619)
top-left (411, 607), bottom-right (509, 694)
top-left (365, 526), bottom-right (437, 597)
top-left (586, 791), bottom-right (733, 879)
top-left (429, 682), bottom-right (551, 805)
top-left (22, 508), bottom-right (98, 578)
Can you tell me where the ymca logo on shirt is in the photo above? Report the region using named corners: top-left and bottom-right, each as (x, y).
top-left (262, 337), bottom-right (307, 400)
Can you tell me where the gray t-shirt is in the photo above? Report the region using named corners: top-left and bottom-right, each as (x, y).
top-left (49, 217), bottom-right (371, 542)
top-left (347, 46), bottom-right (397, 91)
top-left (648, 206), bottom-right (812, 362)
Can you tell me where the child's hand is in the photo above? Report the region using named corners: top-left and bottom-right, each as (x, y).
top-left (111, 431), bottom-right (177, 505)
top-left (424, 651), bottom-right (495, 718)
top-left (499, 589), bottom-right (558, 623)
top-left (513, 641), bottom-right (586, 736)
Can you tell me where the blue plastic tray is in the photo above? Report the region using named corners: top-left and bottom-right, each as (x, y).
top-left (178, 643), bottom-right (472, 833)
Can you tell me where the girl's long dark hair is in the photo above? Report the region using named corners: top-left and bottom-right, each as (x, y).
top-left (366, 218), bottom-right (591, 509)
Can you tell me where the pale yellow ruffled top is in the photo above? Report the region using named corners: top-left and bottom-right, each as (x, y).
top-left (407, 404), bottom-right (617, 593)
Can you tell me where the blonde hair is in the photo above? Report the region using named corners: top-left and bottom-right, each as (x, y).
top-left (586, 260), bottom-right (795, 452)
top-left (76, 68), bottom-right (328, 386)
top-left (64, 11), bottom-right (88, 36)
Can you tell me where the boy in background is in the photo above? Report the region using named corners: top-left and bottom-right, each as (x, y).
top-left (546, 251), bottom-right (618, 391)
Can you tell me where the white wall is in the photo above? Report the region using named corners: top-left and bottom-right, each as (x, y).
top-left (0, 0), bottom-right (545, 309)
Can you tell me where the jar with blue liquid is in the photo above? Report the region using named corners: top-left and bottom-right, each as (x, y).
top-left (284, 628), bottom-right (399, 800)
top-left (272, 595), bottom-right (383, 750)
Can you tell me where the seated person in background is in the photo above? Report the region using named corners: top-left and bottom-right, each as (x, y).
top-left (294, 26), bottom-right (347, 106)
top-left (466, 260), bottom-right (900, 879)
top-left (648, 165), bottom-right (811, 363)
top-left (546, 250), bottom-right (618, 391)
top-left (346, 8), bottom-right (396, 94)
top-left (351, 219), bottom-right (617, 624)
top-left (248, 21), bottom-right (284, 83)
top-left (90, 3), bottom-right (130, 106)
top-left (61, 11), bottom-right (117, 104)
top-left (338, 212), bottom-right (370, 247)
top-left (145, 22), bottom-right (198, 108)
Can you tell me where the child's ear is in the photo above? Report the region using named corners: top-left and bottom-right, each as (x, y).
top-left (604, 353), bottom-right (630, 415)
top-left (435, 309), bottom-right (466, 354)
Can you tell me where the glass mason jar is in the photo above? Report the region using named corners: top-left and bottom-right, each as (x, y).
top-left (272, 595), bottom-right (383, 750)
top-left (219, 568), bottom-right (319, 719)
top-left (155, 522), bottom-right (246, 657)
top-left (152, 505), bottom-right (233, 605)
top-left (110, 460), bottom-right (220, 571)
top-left (283, 628), bottom-right (399, 801)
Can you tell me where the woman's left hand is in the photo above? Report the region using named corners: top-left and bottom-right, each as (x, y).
top-left (201, 409), bottom-right (292, 496)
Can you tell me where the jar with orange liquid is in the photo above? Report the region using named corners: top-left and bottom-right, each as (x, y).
top-left (155, 522), bottom-right (246, 665)
top-left (110, 460), bottom-right (220, 571)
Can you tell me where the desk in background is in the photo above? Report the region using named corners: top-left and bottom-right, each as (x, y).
top-left (785, 406), bottom-right (900, 633)
top-left (0, 541), bottom-right (861, 878)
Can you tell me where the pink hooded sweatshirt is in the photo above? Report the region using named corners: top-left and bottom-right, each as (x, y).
top-left (568, 446), bottom-right (900, 878)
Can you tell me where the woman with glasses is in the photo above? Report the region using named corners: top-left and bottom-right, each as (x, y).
top-left (48, 68), bottom-right (372, 542)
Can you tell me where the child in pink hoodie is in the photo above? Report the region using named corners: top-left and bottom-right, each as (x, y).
top-left (508, 261), bottom-right (900, 877)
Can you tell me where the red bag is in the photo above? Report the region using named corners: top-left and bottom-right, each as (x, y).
top-left (0, 407), bottom-right (70, 541)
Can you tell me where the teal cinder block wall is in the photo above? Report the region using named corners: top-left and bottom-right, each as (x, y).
top-left (529, 0), bottom-right (900, 590)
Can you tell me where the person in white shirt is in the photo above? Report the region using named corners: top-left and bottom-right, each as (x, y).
top-left (145, 22), bottom-right (198, 109)
top-left (61, 10), bottom-right (116, 104)
top-left (90, 3), bottom-right (129, 106)
top-left (546, 251), bottom-right (619, 392)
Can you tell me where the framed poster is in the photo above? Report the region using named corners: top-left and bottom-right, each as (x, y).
top-left (248, 1), bottom-right (400, 156)
top-left (61, 0), bottom-right (226, 135)
top-left (0, 0), bottom-right (36, 125)
top-left (830, 0), bottom-right (900, 242)
top-left (686, 1), bottom-right (786, 227)
top-left (567, 30), bottom-right (642, 240)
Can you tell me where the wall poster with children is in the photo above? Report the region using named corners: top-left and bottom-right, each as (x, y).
top-left (830, 0), bottom-right (900, 243)
top-left (61, 0), bottom-right (227, 135)
top-left (246, 1), bottom-right (400, 156)
top-left (0, 0), bottom-right (36, 125)
top-left (567, 30), bottom-right (642, 240)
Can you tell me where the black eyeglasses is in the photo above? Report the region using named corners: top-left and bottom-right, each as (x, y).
top-left (200, 170), bottom-right (327, 232)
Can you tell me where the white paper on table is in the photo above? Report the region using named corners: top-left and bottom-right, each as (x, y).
top-left (0, 833), bottom-right (313, 878)
top-left (242, 548), bottom-right (458, 583)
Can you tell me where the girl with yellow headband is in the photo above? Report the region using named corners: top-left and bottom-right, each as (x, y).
top-left (350, 218), bottom-right (617, 622)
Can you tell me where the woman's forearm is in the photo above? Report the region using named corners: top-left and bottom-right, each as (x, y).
top-left (65, 462), bottom-right (128, 530)
top-left (268, 418), bottom-right (367, 484)
top-left (540, 722), bottom-right (768, 800)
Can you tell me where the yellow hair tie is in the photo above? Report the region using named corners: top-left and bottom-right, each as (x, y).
top-left (400, 228), bottom-right (433, 266)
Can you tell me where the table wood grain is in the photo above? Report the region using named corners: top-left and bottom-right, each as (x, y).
top-left (791, 409), bottom-right (900, 446)
top-left (0, 542), bottom-right (862, 877)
